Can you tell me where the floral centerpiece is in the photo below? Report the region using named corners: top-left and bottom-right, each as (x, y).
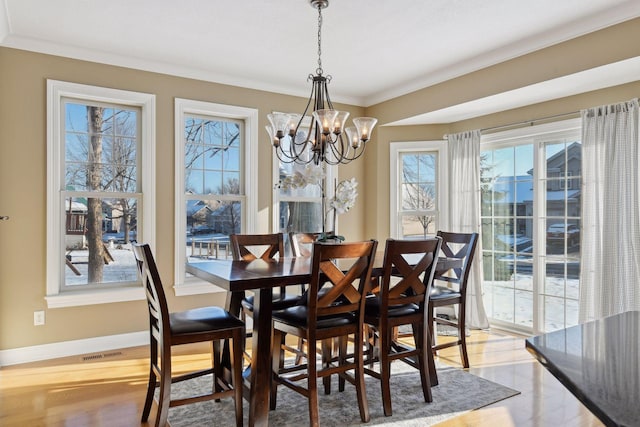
top-left (277, 165), bottom-right (358, 242)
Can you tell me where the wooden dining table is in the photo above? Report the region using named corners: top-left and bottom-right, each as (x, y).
top-left (186, 252), bottom-right (459, 427)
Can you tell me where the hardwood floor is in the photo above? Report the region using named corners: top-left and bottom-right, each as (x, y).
top-left (0, 330), bottom-right (603, 426)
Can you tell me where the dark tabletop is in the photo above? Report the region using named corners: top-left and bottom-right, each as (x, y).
top-left (525, 311), bottom-right (640, 427)
top-left (185, 254), bottom-right (462, 292)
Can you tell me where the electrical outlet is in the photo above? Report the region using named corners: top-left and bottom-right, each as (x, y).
top-left (34, 310), bottom-right (45, 326)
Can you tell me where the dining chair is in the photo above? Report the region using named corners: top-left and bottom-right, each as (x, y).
top-left (428, 231), bottom-right (479, 368)
top-left (133, 243), bottom-right (244, 427)
top-left (363, 237), bottom-right (441, 416)
top-left (286, 232), bottom-right (324, 365)
top-left (290, 231), bottom-right (324, 257)
top-left (270, 240), bottom-right (378, 427)
top-left (230, 233), bottom-right (303, 324)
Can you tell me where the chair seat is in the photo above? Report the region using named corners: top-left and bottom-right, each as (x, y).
top-left (170, 307), bottom-right (244, 335)
top-left (242, 294), bottom-right (304, 311)
top-left (273, 305), bottom-right (356, 329)
top-left (364, 296), bottom-right (419, 317)
top-left (430, 285), bottom-right (461, 302)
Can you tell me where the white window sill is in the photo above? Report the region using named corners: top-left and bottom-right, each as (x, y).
top-left (46, 287), bottom-right (146, 308)
top-left (46, 281), bottom-right (227, 307)
top-left (173, 280), bottom-right (227, 297)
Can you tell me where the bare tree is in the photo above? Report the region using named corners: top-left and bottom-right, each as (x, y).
top-left (216, 178), bottom-right (241, 235)
top-left (184, 119), bottom-right (239, 172)
top-left (104, 111), bottom-right (137, 244)
top-left (86, 106), bottom-right (105, 282)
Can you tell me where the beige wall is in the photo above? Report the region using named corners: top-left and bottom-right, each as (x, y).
top-left (0, 47), bottom-right (366, 351)
top-left (1, 16), bottom-right (640, 354)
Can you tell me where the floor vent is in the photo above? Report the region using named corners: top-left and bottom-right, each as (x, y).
top-left (82, 351), bottom-right (123, 362)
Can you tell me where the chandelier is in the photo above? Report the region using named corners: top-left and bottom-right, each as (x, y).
top-left (266, 0), bottom-right (377, 166)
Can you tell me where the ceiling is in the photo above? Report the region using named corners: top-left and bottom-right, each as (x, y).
top-left (1, 0), bottom-right (639, 124)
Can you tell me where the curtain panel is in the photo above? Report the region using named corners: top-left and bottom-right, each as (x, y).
top-left (579, 99), bottom-right (640, 322)
top-left (447, 130), bottom-right (489, 329)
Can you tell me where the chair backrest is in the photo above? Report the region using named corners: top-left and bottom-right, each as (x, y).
top-left (375, 238), bottom-right (442, 313)
top-left (434, 231), bottom-right (479, 296)
top-left (230, 233), bottom-right (285, 261)
top-left (289, 232), bottom-right (322, 257)
top-left (306, 240), bottom-right (378, 322)
top-left (132, 243), bottom-right (171, 344)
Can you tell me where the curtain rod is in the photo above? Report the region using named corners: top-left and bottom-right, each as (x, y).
top-left (443, 110), bottom-right (580, 139)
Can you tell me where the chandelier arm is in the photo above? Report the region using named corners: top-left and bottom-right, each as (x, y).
top-left (275, 145), bottom-right (313, 165)
top-left (332, 133), bottom-right (368, 164)
top-left (289, 137), bottom-right (311, 162)
top-left (292, 75), bottom-right (321, 153)
top-left (274, 146), bottom-right (297, 164)
top-left (322, 77), bottom-right (334, 110)
top-left (330, 135), bottom-right (355, 164)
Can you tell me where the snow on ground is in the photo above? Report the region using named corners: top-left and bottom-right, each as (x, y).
top-left (65, 242), bottom-right (578, 332)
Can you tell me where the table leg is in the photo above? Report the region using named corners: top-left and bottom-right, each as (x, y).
top-left (248, 287), bottom-right (274, 427)
top-left (222, 291), bottom-right (245, 370)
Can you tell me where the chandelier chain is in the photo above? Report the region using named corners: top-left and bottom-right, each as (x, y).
top-left (316, 3), bottom-right (323, 75)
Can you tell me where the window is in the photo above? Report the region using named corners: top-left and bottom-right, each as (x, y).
top-left (46, 80), bottom-right (155, 308)
top-left (272, 123), bottom-right (335, 254)
top-left (481, 119), bottom-right (581, 334)
top-left (390, 141), bottom-right (448, 239)
top-left (175, 99), bottom-right (257, 294)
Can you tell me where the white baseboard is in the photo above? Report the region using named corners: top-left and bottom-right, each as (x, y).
top-left (0, 331), bottom-right (149, 367)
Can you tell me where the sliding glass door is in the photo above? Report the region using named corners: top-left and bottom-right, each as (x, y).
top-left (480, 120), bottom-right (581, 334)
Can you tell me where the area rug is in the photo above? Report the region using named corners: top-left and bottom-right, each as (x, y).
top-left (166, 362), bottom-right (519, 426)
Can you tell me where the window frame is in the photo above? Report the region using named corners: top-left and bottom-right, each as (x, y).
top-left (389, 140), bottom-right (448, 239)
top-left (174, 98), bottom-right (258, 295)
top-left (46, 80), bottom-right (156, 308)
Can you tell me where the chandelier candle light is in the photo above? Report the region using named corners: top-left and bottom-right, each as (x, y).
top-left (266, 0), bottom-right (377, 166)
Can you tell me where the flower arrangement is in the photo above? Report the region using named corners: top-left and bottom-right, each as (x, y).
top-left (277, 165), bottom-right (358, 242)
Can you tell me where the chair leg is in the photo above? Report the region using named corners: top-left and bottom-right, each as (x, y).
top-left (321, 339), bottom-right (333, 395)
top-left (428, 304), bottom-right (437, 356)
top-left (413, 321), bottom-right (433, 403)
top-left (424, 321), bottom-right (439, 387)
top-left (155, 350), bottom-right (172, 427)
top-left (295, 337), bottom-right (305, 365)
top-left (212, 340), bottom-right (223, 401)
top-left (270, 329), bottom-right (284, 411)
top-left (338, 337), bottom-right (347, 392)
top-left (354, 330), bottom-right (370, 423)
top-left (141, 338), bottom-right (157, 422)
top-left (308, 337), bottom-right (320, 427)
top-left (458, 304), bottom-right (469, 369)
top-left (140, 369), bottom-right (156, 422)
top-left (231, 331), bottom-right (244, 427)
top-left (380, 325), bottom-right (393, 416)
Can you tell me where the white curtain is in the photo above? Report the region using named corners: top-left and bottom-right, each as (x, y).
top-left (580, 99), bottom-right (640, 323)
top-left (447, 130), bottom-right (489, 329)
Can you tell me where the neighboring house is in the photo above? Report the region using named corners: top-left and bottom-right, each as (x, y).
top-left (486, 142), bottom-right (582, 245)
top-left (186, 199), bottom-right (214, 231)
top-left (65, 199), bottom-right (87, 248)
top-left (65, 199), bottom-right (136, 248)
